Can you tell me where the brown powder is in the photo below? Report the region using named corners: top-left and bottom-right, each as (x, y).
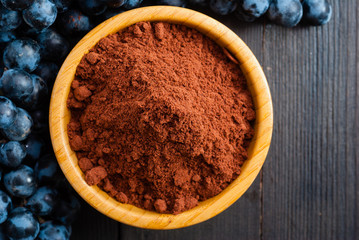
top-left (67, 22), bottom-right (255, 214)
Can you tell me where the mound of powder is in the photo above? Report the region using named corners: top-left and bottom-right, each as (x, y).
top-left (67, 22), bottom-right (255, 214)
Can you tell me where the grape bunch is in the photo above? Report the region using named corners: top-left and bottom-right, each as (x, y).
top-left (0, 97), bottom-right (80, 240)
top-left (1, 1), bottom-right (82, 238)
top-left (0, 0), bottom-right (332, 239)
top-left (195, 0), bottom-right (332, 27)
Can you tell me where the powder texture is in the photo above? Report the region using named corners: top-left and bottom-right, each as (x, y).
top-left (67, 22), bottom-right (255, 214)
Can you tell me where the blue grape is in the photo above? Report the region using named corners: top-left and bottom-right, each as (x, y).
top-left (33, 61), bottom-right (59, 85)
top-left (239, 0), bottom-right (270, 18)
top-left (0, 5), bottom-right (22, 31)
top-left (99, 7), bottom-right (125, 21)
top-left (0, 141), bottom-right (26, 168)
top-left (25, 74), bottom-right (48, 109)
top-left (0, 58), bottom-right (4, 77)
top-left (2, 107), bottom-right (33, 141)
top-left (268, 0), bottom-right (303, 27)
top-left (188, 0), bottom-right (207, 7)
top-left (14, 22), bottom-right (44, 39)
top-left (0, 190), bottom-right (12, 224)
top-left (3, 165), bottom-right (37, 198)
top-left (30, 109), bottom-right (49, 133)
top-left (235, 4), bottom-right (257, 22)
top-left (0, 69), bottom-right (34, 107)
top-left (23, 0), bottom-right (58, 30)
top-left (37, 28), bottom-right (69, 61)
top-left (2, 73), bottom-right (47, 110)
top-left (302, 0), bottom-right (332, 26)
top-left (0, 225), bottom-right (6, 239)
top-left (24, 134), bottom-right (44, 161)
top-left (26, 186), bottom-right (57, 216)
top-left (3, 39), bottom-right (41, 72)
top-left (57, 9), bottom-right (92, 35)
top-left (0, 31), bottom-right (16, 50)
top-left (34, 154), bottom-right (60, 184)
top-left (0, 69), bottom-right (33, 108)
top-left (0, 96), bottom-right (17, 129)
top-left (52, 0), bottom-right (72, 13)
top-left (0, 0), bottom-right (35, 11)
top-left (4, 207), bottom-right (39, 240)
top-left (210, 0), bottom-right (237, 15)
top-left (53, 194), bottom-right (80, 224)
top-left (0, 70), bottom-right (47, 110)
top-left (157, 0), bottom-right (187, 7)
top-left (37, 221), bottom-right (71, 240)
top-left (123, 0), bottom-right (143, 9)
top-left (104, 0), bottom-right (126, 8)
top-left (77, 0), bottom-right (107, 16)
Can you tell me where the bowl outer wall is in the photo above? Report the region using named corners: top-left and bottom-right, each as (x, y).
top-left (49, 6), bottom-right (273, 229)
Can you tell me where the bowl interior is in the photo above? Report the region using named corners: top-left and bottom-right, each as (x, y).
top-left (49, 6), bottom-right (273, 230)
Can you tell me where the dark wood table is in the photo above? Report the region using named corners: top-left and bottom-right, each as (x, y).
top-left (70, 1), bottom-right (359, 239)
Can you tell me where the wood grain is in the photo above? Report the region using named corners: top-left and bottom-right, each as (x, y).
top-left (71, 199), bottom-right (119, 240)
top-left (262, 1), bottom-right (359, 239)
top-left (50, 6), bottom-right (273, 230)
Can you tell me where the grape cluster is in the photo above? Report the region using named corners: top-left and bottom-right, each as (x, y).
top-left (0, 97), bottom-right (80, 240)
top-left (0, 0), bottom-right (332, 239)
top-left (1, 0), bottom-right (82, 237)
top-left (209, 0), bottom-right (332, 27)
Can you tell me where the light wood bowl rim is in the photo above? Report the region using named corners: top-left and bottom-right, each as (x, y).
top-left (49, 6), bottom-right (273, 230)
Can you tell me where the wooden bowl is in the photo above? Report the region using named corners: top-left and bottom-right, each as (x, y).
top-left (49, 6), bottom-right (273, 229)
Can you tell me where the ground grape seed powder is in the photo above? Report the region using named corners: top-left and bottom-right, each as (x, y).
top-left (67, 22), bottom-right (255, 214)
